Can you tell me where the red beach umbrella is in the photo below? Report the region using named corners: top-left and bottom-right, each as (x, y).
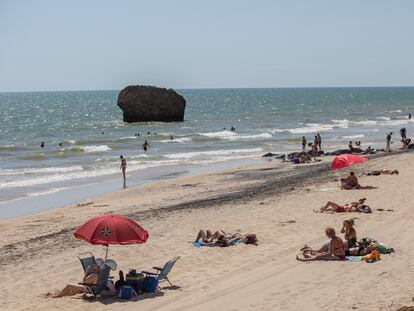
top-left (74, 214), bottom-right (149, 258)
top-left (331, 154), bottom-right (368, 170)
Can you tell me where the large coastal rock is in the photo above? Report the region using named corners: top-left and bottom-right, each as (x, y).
top-left (117, 85), bottom-right (186, 122)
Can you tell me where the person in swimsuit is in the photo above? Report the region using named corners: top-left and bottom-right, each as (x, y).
top-left (297, 227), bottom-right (345, 261)
top-left (318, 201), bottom-right (350, 213)
top-left (341, 172), bottom-right (360, 190)
top-left (53, 260), bottom-right (101, 298)
top-left (120, 155), bottom-right (127, 180)
top-left (301, 136), bottom-right (307, 152)
top-left (341, 219), bottom-right (357, 248)
top-left (317, 133), bottom-right (322, 151)
top-left (142, 140), bottom-right (150, 151)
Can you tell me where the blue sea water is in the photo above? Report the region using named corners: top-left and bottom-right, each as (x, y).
top-left (0, 87), bottom-right (413, 205)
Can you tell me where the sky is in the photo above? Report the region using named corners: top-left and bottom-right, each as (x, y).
top-left (1, 0), bottom-right (414, 92)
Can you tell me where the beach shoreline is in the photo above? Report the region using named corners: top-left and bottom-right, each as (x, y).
top-left (1, 149), bottom-right (414, 310)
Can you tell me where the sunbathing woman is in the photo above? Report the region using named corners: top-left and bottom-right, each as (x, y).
top-left (318, 201), bottom-right (351, 213)
top-left (195, 229), bottom-right (227, 243)
top-left (297, 227), bottom-right (345, 261)
top-left (53, 260), bottom-right (102, 298)
top-left (341, 219), bottom-right (357, 248)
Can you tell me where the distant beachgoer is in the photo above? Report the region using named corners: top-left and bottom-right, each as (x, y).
top-left (348, 141), bottom-right (354, 152)
top-left (147, 131), bottom-right (150, 135)
top-left (341, 219), bottom-right (357, 248)
top-left (363, 145), bottom-right (374, 154)
top-left (101, 131), bottom-right (104, 135)
top-left (142, 140), bottom-right (150, 151)
top-left (311, 143), bottom-right (318, 161)
top-left (40, 142), bottom-right (45, 148)
top-left (341, 172), bottom-right (360, 190)
top-left (223, 127), bottom-right (226, 130)
top-left (154, 132), bottom-right (157, 135)
top-left (170, 135), bottom-right (174, 140)
top-left (317, 133), bottom-right (322, 150)
top-left (230, 126), bottom-right (235, 132)
top-left (386, 132), bottom-right (392, 152)
top-left (402, 138), bottom-right (411, 147)
top-left (400, 128), bottom-right (407, 140)
top-left (301, 136), bottom-right (307, 152)
top-left (355, 141), bottom-right (361, 147)
top-left (59, 142), bottom-right (62, 147)
top-left (296, 227), bottom-right (345, 261)
top-left (409, 113), bottom-right (412, 120)
top-left (318, 201), bottom-right (350, 213)
top-left (120, 155), bottom-right (127, 180)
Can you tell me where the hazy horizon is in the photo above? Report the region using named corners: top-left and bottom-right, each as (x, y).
top-left (1, 0), bottom-right (414, 92)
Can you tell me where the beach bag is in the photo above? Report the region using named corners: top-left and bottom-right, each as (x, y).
top-left (118, 285), bottom-right (134, 299)
top-left (143, 276), bottom-right (159, 292)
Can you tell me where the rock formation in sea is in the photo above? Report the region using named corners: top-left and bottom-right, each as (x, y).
top-left (117, 85), bottom-right (186, 122)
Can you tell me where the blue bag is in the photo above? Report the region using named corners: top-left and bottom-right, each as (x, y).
top-left (118, 285), bottom-right (134, 299)
top-left (143, 276), bottom-right (158, 292)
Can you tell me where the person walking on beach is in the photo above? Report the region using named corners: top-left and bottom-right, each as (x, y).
top-left (386, 132), bottom-right (392, 152)
top-left (120, 155), bottom-right (127, 180)
top-left (317, 133), bottom-right (322, 151)
top-left (302, 136), bottom-right (307, 152)
top-left (409, 113), bottom-right (412, 120)
top-left (142, 140), bottom-right (150, 151)
top-left (40, 142), bottom-right (45, 148)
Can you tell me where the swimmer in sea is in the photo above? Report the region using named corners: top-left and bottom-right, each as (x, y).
top-left (142, 140), bottom-right (150, 151)
top-left (40, 142), bottom-right (45, 148)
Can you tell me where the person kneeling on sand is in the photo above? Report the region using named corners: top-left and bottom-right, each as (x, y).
top-left (297, 227), bottom-right (345, 262)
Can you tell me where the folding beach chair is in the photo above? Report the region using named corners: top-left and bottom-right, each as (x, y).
top-left (77, 252), bottom-right (95, 272)
top-left (142, 256), bottom-right (180, 288)
top-left (79, 266), bottom-right (111, 297)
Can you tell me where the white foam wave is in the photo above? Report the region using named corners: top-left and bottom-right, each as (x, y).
top-left (351, 120), bottom-right (378, 126)
top-left (0, 165), bottom-right (84, 176)
top-left (389, 110), bottom-right (402, 113)
top-left (159, 137), bottom-right (192, 143)
top-left (165, 148), bottom-right (263, 160)
top-left (27, 187), bottom-right (66, 197)
top-left (198, 130), bottom-right (236, 138)
top-left (224, 133), bottom-right (273, 141)
top-left (342, 134), bottom-right (365, 139)
top-left (82, 145), bottom-right (111, 153)
top-left (376, 117), bottom-right (391, 121)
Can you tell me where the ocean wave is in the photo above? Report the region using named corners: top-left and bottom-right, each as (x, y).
top-left (225, 133), bottom-right (273, 141)
top-left (21, 153), bottom-right (46, 160)
top-left (197, 131), bottom-right (272, 141)
top-left (379, 119), bottom-right (414, 126)
top-left (198, 130), bottom-right (236, 138)
top-left (342, 134), bottom-right (365, 139)
top-left (0, 145), bottom-right (17, 151)
top-left (375, 117), bottom-right (391, 121)
top-left (82, 145), bottom-right (111, 153)
top-left (351, 120), bottom-right (378, 126)
top-left (27, 187), bottom-right (66, 197)
top-left (389, 109), bottom-right (402, 113)
top-left (0, 165), bottom-right (84, 176)
top-left (159, 137), bottom-right (192, 143)
top-left (165, 147), bottom-right (263, 160)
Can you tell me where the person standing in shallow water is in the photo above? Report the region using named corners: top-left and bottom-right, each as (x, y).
top-left (142, 140), bottom-right (150, 151)
top-left (302, 136), bottom-right (307, 152)
top-left (317, 133), bottom-right (322, 151)
top-left (120, 155), bottom-right (127, 180)
top-left (386, 132), bottom-right (392, 152)
top-left (40, 142), bottom-right (45, 148)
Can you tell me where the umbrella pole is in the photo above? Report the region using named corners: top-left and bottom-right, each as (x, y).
top-left (105, 245), bottom-right (108, 260)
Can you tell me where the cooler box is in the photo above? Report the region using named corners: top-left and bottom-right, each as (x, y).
top-left (126, 270), bottom-right (145, 290)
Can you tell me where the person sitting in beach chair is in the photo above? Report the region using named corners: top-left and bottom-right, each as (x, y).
top-left (297, 227), bottom-right (345, 262)
top-left (53, 258), bottom-right (116, 298)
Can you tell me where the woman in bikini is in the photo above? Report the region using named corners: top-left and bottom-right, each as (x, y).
top-left (341, 219), bottom-right (357, 248)
top-left (297, 227), bottom-right (345, 261)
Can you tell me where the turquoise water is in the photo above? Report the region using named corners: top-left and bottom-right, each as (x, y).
top-left (0, 87), bottom-right (413, 203)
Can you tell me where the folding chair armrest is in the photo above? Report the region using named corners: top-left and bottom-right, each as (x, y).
top-left (78, 282), bottom-right (90, 286)
top-left (152, 266), bottom-right (163, 271)
top-left (142, 271), bottom-right (157, 276)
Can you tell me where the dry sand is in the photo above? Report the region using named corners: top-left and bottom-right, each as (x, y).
top-left (1, 151), bottom-right (413, 311)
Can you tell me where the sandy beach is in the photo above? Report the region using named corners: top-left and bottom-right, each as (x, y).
top-left (0, 150), bottom-right (413, 311)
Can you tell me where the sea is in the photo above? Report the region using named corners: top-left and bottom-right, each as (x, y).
top-left (1, 87), bottom-right (413, 217)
